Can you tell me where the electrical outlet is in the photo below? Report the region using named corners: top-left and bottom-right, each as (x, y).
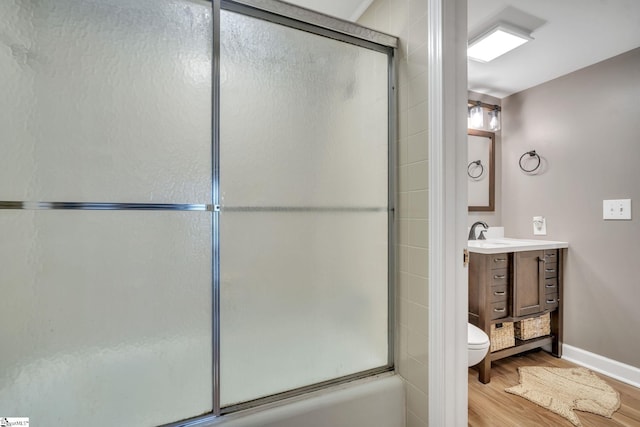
top-left (533, 216), bottom-right (546, 235)
top-left (603, 199), bottom-right (632, 220)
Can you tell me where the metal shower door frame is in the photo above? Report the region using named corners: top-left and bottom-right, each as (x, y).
top-left (208, 0), bottom-right (398, 422)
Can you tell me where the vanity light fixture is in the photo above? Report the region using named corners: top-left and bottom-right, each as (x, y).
top-left (488, 106), bottom-right (501, 131)
top-left (468, 24), bottom-right (532, 63)
top-left (468, 100), bottom-right (501, 131)
top-left (469, 101), bottom-right (484, 128)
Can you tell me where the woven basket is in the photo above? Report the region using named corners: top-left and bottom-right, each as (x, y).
top-left (490, 321), bottom-right (515, 352)
top-left (515, 313), bottom-right (551, 340)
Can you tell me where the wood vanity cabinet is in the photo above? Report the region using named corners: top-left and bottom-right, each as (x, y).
top-left (514, 250), bottom-right (560, 316)
top-left (469, 248), bottom-right (566, 383)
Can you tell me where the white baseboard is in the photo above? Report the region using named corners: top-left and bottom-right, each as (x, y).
top-left (562, 344), bottom-right (640, 389)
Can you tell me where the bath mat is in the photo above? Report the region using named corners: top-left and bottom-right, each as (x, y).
top-left (505, 366), bottom-right (620, 426)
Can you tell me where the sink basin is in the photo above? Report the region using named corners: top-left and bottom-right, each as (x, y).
top-left (468, 238), bottom-right (568, 254)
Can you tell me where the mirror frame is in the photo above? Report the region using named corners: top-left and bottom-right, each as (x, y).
top-left (468, 129), bottom-right (495, 212)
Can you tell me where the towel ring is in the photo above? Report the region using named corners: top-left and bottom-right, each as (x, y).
top-left (467, 160), bottom-right (483, 179)
top-left (519, 150), bottom-right (541, 173)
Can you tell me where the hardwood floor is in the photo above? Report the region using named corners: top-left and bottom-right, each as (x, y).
top-left (468, 349), bottom-right (640, 426)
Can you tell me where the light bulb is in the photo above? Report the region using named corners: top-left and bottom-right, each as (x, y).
top-left (469, 102), bottom-right (483, 128)
top-left (488, 108), bottom-right (501, 131)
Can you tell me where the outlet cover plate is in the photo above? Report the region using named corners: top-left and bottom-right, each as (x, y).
top-left (603, 199), bottom-right (632, 220)
top-left (533, 216), bottom-right (547, 235)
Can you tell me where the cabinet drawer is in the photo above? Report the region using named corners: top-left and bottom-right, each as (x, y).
top-left (544, 295), bottom-right (559, 310)
top-left (491, 284), bottom-right (508, 302)
top-left (543, 250), bottom-right (558, 262)
top-left (544, 279), bottom-right (558, 294)
top-left (491, 268), bottom-right (508, 285)
top-left (543, 262), bottom-right (558, 279)
top-left (491, 254), bottom-right (509, 269)
top-left (490, 301), bottom-right (509, 320)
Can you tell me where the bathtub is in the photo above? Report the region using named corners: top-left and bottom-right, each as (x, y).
top-left (204, 374), bottom-right (405, 427)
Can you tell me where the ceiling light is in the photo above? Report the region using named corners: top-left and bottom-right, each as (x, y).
top-left (468, 24), bottom-right (532, 63)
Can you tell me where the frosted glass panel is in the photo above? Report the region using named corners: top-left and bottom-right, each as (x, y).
top-left (220, 213), bottom-right (388, 405)
top-left (220, 11), bottom-right (388, 208)
top-left (220, 11), bottom-right (389, 406)
top-left (0, 210), bottom-right (212, 426)
top-left (0, 0), bottom-right (211, 203)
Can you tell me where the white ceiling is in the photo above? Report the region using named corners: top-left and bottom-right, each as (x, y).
top-left (468, 0), bottom-right (640, 98)
top-left (286, 0), bottom-right (640, 99)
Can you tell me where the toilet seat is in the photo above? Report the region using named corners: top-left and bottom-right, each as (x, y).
top-left (468, 342), bottom-right (489, 350)
top-left (468, 323), bottom-right (490, 367)
top-left (468, 323), bottom-right (490, 347)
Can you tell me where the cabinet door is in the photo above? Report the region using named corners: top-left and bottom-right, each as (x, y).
top-left (514, 250), bottom-right (545, 317)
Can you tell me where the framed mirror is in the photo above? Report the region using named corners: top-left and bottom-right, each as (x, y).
top-left (468, 129), bottom-right (495, 211)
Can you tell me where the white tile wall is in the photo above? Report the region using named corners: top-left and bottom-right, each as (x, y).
top-left (408, 130), bottom-right (428, 162)
top-left (359, 1), bottom-right (429, 425)
top-left (408, 101), bottom-right (429, 136)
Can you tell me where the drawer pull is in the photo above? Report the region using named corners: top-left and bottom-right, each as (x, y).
top-left (493, 274), bottom-right (506, 279)
top-left (545, 268), bottom-right (556, 272)
top-left (546, 299), bottom-right (556, 304)
top-left (493, 291), bottom-right (506, 296)
top-left (545, 283), bottom-right (555, 288)
top-left (545, 253), bottom-right (556, 258)
top-left (493, 307), bottom-right (506, 313)
top-left (494, 258), bottom-right (507, 262)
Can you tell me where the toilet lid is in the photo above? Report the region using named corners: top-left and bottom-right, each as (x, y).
top-left (468, 323), bottom-right (489, 347)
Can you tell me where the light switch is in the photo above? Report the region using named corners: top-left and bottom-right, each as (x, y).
top-left (603, 199), bottom-right (632, 220)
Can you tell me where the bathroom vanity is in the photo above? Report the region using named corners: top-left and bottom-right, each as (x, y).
top-left (468, 238), bottom-right (568, 383)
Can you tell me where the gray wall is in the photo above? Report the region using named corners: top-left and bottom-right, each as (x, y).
top-left (468, 91), bottom-right (502, 227)
top-left (502, 47), bottom-right (640, 368)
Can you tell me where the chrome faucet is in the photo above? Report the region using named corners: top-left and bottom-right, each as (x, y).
top-left (468, 221), bottom-right (489, 240)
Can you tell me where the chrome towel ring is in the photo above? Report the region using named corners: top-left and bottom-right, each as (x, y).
top-left (467, 160), bottom-right (484, 179)
top-left (519, 150), bottom-right (541, 173)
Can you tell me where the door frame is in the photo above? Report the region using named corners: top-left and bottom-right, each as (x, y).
top-left (427, 0), bottom-right (468, 425)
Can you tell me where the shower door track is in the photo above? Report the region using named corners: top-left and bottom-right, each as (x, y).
top-left (221, 0), bottom-right (397, 50)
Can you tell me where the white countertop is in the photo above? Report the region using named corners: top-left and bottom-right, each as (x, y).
top-left (467, 237), bottom-right (569, 254)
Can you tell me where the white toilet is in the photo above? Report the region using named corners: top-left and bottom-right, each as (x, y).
top-left (467, 323), bottom-right (490, 367)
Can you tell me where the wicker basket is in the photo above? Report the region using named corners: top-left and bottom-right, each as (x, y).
top-left (490, 321), bottom-right (515, 352)
top-left (515, 313), bottom-right (551, 340)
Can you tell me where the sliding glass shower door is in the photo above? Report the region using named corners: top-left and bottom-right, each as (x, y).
top-left (0, 1), bottom-right (213, 426)
top-left (218, 8), bottom-right (392, 408)
top-left (1, 0), bottom-right (394, 423)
